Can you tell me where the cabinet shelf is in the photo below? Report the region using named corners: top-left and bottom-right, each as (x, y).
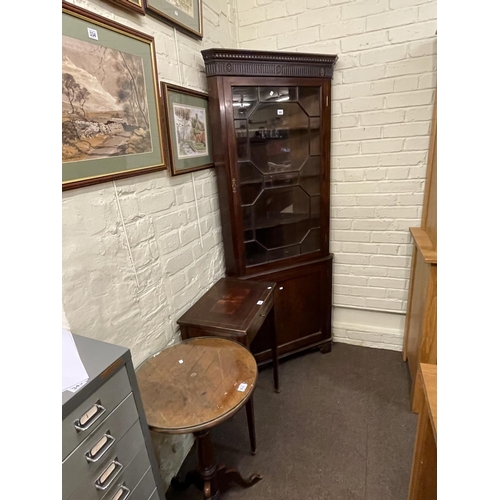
top-left (252, 213), bottom-right (317, 230)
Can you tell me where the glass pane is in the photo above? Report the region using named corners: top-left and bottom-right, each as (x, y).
top-left (268, 245), bottom-right (301, 262)
top-left (245, 241), bottom-right (267, 266)
top-left (249, 102), bottom-right (309, 173)
top-left (254, 186), bottom-right (309, 223)
top-left (233, 87), bottom-right (259, 119)
top-left (242, 206), bottom-right (253, 231)
top-left (233, 85), bottom-right (325, 268)
top-left (301, 229), bottom-right (321, 254)
top-left (259, 87), bottom-right (298, 103)
top-left (264, 172), bottom-right (299, 189)
top-left (235, 120), bottom-right (248, 160)
top-left (256, 219), bottom-right (310, 249)
top-left (239, 162), bottom-right (263, 205)
top-left (299, 157), bottom-right (321, 196)
top-left (310, 117), bottom-right (321, 156)
top-left (310, 196), bottom-right (320, 226)
top-left (298, 87), bottom-right (321, 117)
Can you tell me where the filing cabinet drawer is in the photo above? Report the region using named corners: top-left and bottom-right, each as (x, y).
top-left (101, 446), bottom-right (151, 500)
top-left (68, 420), bottom-right (145, 500)
top-left (62, 393), bottom-right (139, 500)
top-left (63, 367), bottom-right (132, 460)
top-left (128, 467), bottom-right (155, 500)
top-left (147, 489), bottom-right (160, 500)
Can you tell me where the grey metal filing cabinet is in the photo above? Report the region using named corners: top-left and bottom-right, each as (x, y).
top-left (62, 334), bottom-right (164, 500)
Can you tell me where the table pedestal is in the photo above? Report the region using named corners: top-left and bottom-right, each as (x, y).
top-left (171, 429), bottom-right (262, 499)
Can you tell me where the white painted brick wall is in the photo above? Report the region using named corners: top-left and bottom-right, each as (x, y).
top-left (63, 0), bottom-right (237, 489)
top-left (235, 0), bottom-right (437, 351)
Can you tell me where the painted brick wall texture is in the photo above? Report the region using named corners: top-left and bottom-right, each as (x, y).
top-left (62, 0), bottom-right (237, 488)
top-left (235, 0), bottom-right (437, 350)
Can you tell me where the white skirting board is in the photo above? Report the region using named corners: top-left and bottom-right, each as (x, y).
top-left (332, 307), bottom-right (406, 352)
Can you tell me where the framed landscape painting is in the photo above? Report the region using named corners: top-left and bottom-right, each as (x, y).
top-left (145, 0), bottom-right (203, 39)
top-left (62, 3), bottom-right (167, 190)
top-left (162, 83), bottom-right (213, 176)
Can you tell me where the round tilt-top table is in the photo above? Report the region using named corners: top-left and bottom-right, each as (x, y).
top-left (136, 337), bottom-right (262, 500)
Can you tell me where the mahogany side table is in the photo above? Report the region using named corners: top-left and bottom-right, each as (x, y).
top-left (177, 277), bottom-right (280, 454)
top-left (136, 337), bottom-right (262, 500)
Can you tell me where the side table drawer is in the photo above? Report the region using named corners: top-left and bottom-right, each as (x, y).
top-left (63, 367), bottom-right (131, 460)
top-left (63, 393), bottom-right (139, 500)
top-left (68, 420), bottom-right (145, 500)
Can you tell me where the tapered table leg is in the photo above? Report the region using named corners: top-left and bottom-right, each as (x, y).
top-left (245, 397), bottom-right (257, 455)
top-left (270, 308), bottom-right (280, 393)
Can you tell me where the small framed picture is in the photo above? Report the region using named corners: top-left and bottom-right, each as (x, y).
top-left (162, 83), bottom-right (213, 176)
top-left (145, 0), bottom-right (203, 39)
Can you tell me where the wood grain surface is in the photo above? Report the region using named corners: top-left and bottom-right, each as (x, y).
top-left (420, 363), bottom-right (437, 439)
top-left (136, 337), bottom-right (257, 434)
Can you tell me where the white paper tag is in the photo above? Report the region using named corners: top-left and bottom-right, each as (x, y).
top-left (174, 10), bottom-right (179, 16)
top-left (237, 383), bottom-right (248, 392)
top-left (66, 379), bottom-right (88, 393)
top-left (87, 28), bottom-right (98, 40)
top-left (277, 109), bottom-right (283, 115)
top-left (256, 300), bottom-right (264, 305)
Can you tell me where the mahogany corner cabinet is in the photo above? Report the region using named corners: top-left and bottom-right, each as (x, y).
top-left (202, 48), bottom-right (338, 363)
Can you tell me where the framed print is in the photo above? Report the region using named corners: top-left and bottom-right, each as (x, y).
top-left (104, 0), bottom-right (146, 15)
top-left (145, 0), bottom-right (203, 39)
top-left (162, 83), bottom-right (214, 176)
top-left (62, 3), bottom-right (167, 190)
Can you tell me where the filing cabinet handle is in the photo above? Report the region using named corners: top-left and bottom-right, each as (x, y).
top-left (95, 460), bottom-right (123, 491)
top-left (85, 433), bottom-right (116, 463)
top-left (74, 402), bottom-right (106, 432)
top-left (111, 484), bottom-right (131, 500)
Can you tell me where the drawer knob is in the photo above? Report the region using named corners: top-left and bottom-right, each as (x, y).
top-left (95, 459), bottom-right (123, 491)
top-left (86, 433), bottom-right (116, 463)
top-left (74, 402), bottom-right (106, 432)
top-left (279, 287), bottom-right (284, 291)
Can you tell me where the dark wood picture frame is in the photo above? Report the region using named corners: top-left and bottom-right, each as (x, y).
top-left (62, 2), bottom-right (168, 191)
top-left (145, 0), bottom-right (203, 39)
top-left (104, 0), bottom-right (146, 15)
top-left (161, 82), bottom-right (214, 177)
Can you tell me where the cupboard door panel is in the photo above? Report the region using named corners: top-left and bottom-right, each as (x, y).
top-left (246, 257), bottom-right (332, 363)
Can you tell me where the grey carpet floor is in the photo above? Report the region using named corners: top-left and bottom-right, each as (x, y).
top-left (166, 343), bottom-right (417, 500)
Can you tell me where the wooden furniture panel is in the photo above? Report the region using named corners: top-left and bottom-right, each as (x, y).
top-left (403, 96), bottom-right (437, 411)
top-left (408, 363), bottom-right (437, 500)
top-left (202, 49), bottom-right (337, 362)
top-left (243, 255), bottom-right (333, 363)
